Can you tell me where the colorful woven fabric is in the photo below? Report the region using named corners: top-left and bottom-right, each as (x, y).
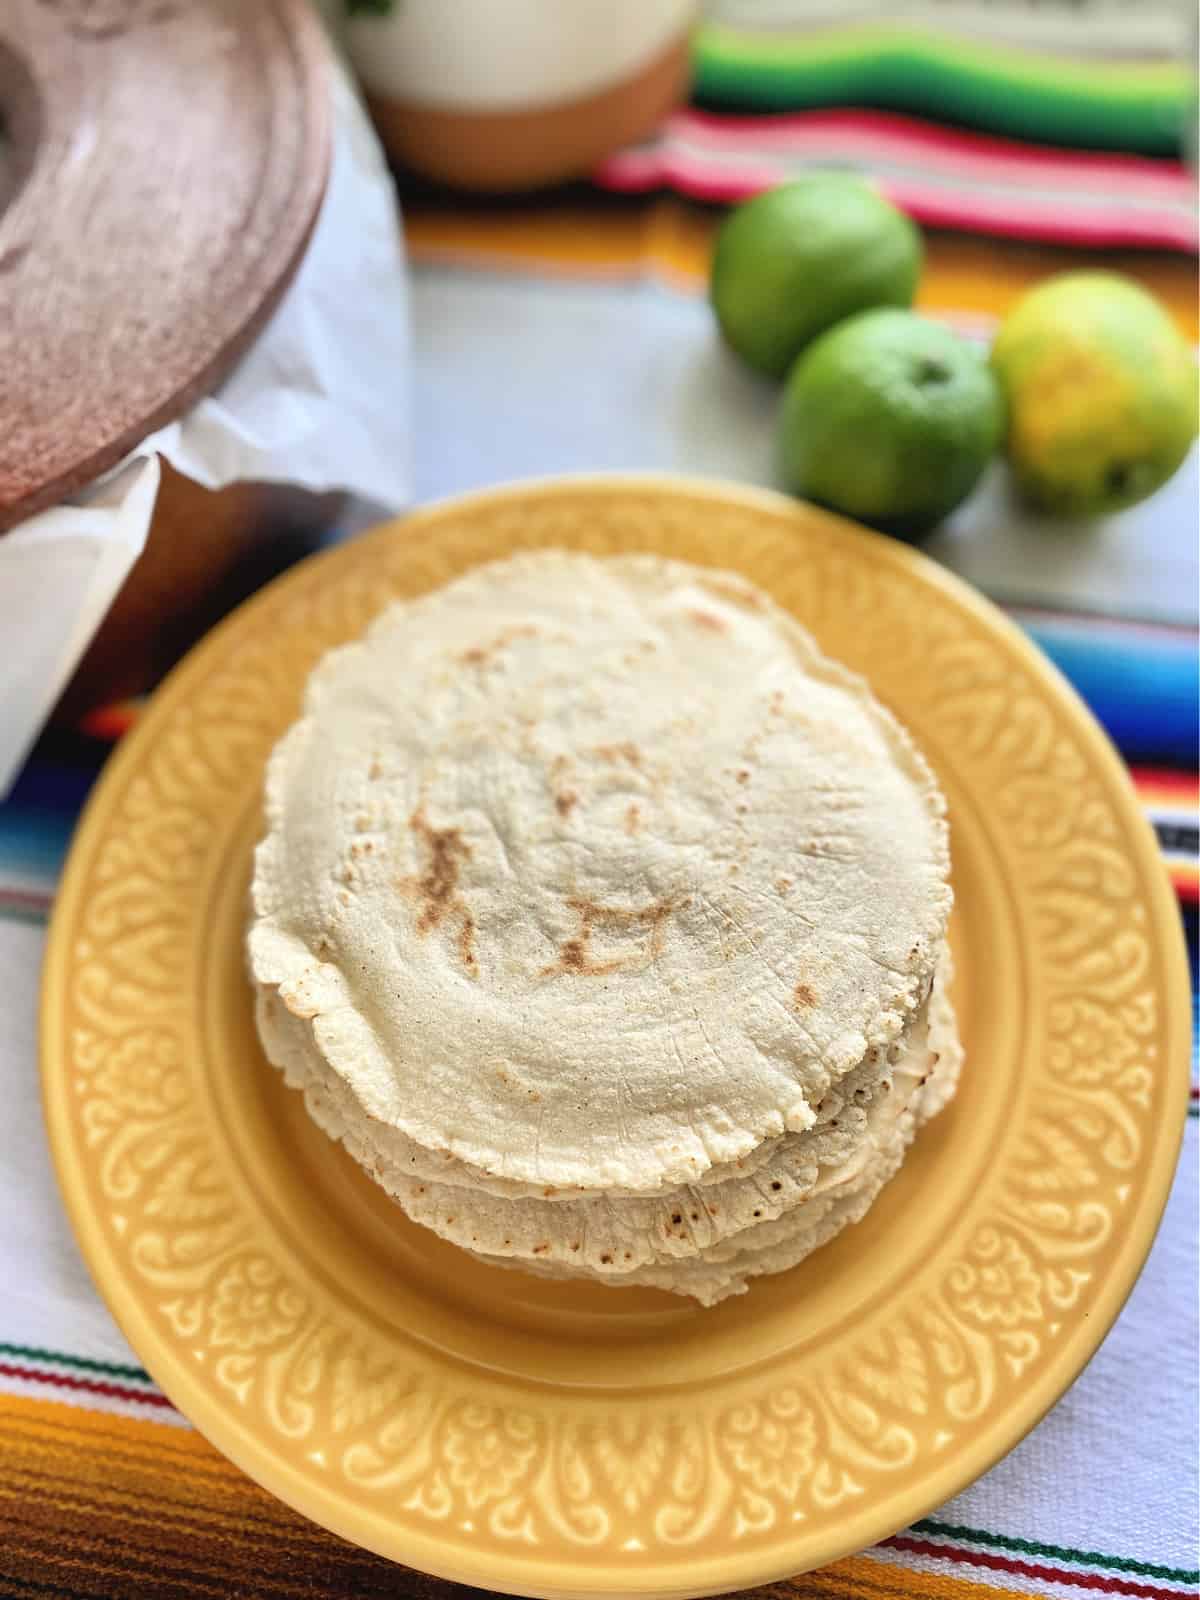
top-left (0, 194), bottom-right (1196, 1599)
top-left (691, 7), bottom-right (1193, 155)
top-left (591, 3), bottom-right (1198, 249)
top-left (596, 108), bottom-right (1198, 252)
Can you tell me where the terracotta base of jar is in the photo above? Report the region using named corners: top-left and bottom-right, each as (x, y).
top-left (365, 31), bottom-right (689, 192)
top-left (55, 464), bottom-right (342, 721)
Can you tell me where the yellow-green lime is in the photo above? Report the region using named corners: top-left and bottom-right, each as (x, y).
top-left (778, 309), bottom-right (1004, 539)
top-left (710, 177), bottom-right (923, 378)
top-left (991, 272), bottom-right (1198, 516)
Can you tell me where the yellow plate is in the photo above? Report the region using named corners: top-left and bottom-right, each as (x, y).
top-left (42, 478), bottom-right (1189, 1599)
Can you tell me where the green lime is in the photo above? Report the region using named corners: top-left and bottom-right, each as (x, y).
top-left (710, 177), bottom-right (923, 379)
top-left (778, 309), bottom-right (1004, 539)
top-left (990, 272), bottom-right (1198, 517)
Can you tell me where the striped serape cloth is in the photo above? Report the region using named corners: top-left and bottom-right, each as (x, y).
top-left (594, 2), bottom-right (1198, 251)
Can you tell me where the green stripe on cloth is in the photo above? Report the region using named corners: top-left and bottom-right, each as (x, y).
top-left (0, 1342), bottom-right (151, 1385)
top-left (692, 24), bottom-right (1190, 154)
top-left (0, 898), bottom-right (49, 927)
top-left (913, 1519), bottom-right (1200, 1585)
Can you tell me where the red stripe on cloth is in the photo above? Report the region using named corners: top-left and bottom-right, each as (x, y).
top-left (597, 150), bottom-right (1198, 252)
top-left (1131, 766), bottom-right (1200, 801)
top-left (677, 107), bottom-right (1192, 188)
top-left (669, 108), bottom-right (1193, 197)
top-left (885, 1535), bottom-right (1191, 1598)
top-left (0, 888), bottom-right (52, 910)
top-left (0, 1362), bottom-right (174, 1412)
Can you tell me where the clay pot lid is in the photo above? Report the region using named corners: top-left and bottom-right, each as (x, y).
top-left (0, 0), bottom-right (331, 533)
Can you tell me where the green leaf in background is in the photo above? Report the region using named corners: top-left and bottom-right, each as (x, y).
top-left (345, 0), bottom-right (395, 17)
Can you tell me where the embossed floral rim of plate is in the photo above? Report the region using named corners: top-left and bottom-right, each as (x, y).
top-left (42, 477), bottom-right (1189, 1599)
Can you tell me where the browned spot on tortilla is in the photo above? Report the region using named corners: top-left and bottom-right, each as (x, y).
top-left (705, 576), bottom-right (764, 611)
top-left (457, 915), bottom-right (478, 976)
top-left (776, 876), bottom-right (792, 894)
top-left (625, 802), bottom-right (641, 835)
top-left (592, 740), bottom-right (641, 767)
top-left (459, 623), bottom-right (539, 668)
top-left (555, 789), bottom-right (578, 817)
top-left (736, 769), bottom-right (750, 784)
top-left (398, 808), bottom-right (478, 976)
top-left (532, 1242), bottom-right (549, 1255)
top-left (794, 982), bottom-right (817, 1009)
top-left (558, 938), bottom-right (588, 973)
top-left (688, 607), bottom-right (727, 633)
top-left (408, 813), bottom-right (469, 930)
top-left (368, 760), bottom-right (382, 780)
top-left (769, 690), bottom-right (785, 712)
top-left (542, 896), bottom-right (676, 978)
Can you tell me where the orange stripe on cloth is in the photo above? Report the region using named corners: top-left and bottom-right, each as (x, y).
top-left (0, 1393), bottom-right (423, 1598)
top-left (0, 1391), bottom-right (1028, 1600)
top-left (815, 1553), bottom-right (1045, 1600)
top-left (76, 699), bottom-right (143, 743)
top-left (404, 198), bottom-right (1200, 339)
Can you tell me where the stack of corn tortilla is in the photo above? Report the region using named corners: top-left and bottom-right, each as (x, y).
top-left (249, 551), bottom-right (961, 1305)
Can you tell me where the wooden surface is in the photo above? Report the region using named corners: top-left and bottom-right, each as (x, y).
top-left (0, 0), bottom-right (331, 531)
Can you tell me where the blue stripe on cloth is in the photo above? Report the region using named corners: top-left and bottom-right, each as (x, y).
top-left (1021, 618), bottom-right (1198, 769)
top-left (0, 738), bottom-right (106, 887)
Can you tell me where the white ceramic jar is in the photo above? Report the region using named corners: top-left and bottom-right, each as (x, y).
top-left (338, 0), bottom-right (696, 191)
